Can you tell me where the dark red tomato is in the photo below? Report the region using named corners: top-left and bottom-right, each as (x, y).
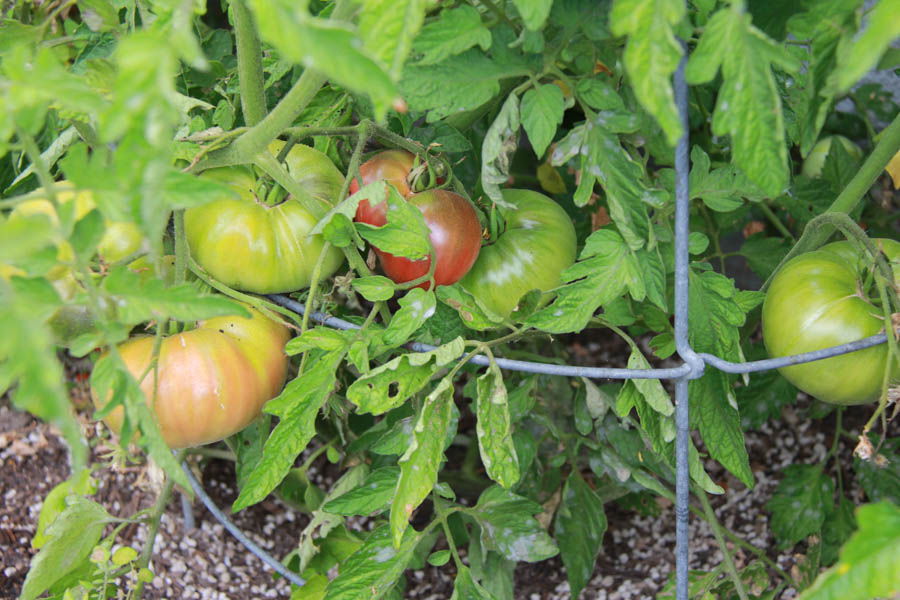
top-left (351, 150), bottom-right (417, 225)
top-left (369, 189), bottom-right (482, 288)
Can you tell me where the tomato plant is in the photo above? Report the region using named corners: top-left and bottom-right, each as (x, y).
top-left (5, 0), bottom-right (900, 598)
top-left (185, 141), bottom-right (345, 293)
top-left (762, 239), bottom-right (900, 405)
top-left (459, 189), bottom-right (577, 319)
top-left (92, 306), bottom-right (290, 448)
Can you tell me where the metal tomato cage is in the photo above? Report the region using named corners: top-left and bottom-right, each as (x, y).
top-left (178, 59), bottom-right (891, 598)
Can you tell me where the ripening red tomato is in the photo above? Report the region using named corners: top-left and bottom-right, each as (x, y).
top-left (375, 189), bottom-right (482, 287)
top-left (351, 150), bottom-right (481, 288)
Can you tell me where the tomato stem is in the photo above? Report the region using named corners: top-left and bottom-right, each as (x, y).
top-left (131, 450), bottom-right (186, 600)
top-left (231, 0), bottom-right (266, 127)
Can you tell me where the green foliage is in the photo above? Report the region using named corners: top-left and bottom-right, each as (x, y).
top-left (4, 0), bottom-right (900, 597)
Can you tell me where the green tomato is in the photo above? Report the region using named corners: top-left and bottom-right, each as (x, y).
top-left (801, 135), bottom-right (863, 178)
top-left (762, 239), bottom-right (900, 405)
top-left (185, 141), bottom-right (345, 293)
top-left (459, 189), bottom-right (576, 320)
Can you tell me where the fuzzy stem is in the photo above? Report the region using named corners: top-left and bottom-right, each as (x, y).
top-left (196, 0), bottom-right (356, 170)
top-left (232, 0), bottom-right (267, 127)
top-left (132, 450), bottom-right (186, 599)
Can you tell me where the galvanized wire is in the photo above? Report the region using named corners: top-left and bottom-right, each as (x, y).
top-left (180, 460), bottom-right (307, 588)
top-left (672, 51), bottom-right (695, 600)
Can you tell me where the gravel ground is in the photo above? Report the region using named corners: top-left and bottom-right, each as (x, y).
top-left (2, 342), bottom-right (895, 600)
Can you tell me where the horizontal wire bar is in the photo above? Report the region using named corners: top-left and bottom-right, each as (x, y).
top-left (699, 332), bottom-right (889, 374)
top-left (268, 294), bottom-right (889, 380)
top-left (181, 460), bottom-right (307, 588)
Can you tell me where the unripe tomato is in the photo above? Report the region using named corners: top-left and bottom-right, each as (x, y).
top-left (801, 135), bottom-right (863, 178)
top-left (762, 239), bottom-right (900, 405)
top-left (185, 141), bottom-right (345, 294)
top-left (459, 189), bottom-right (577, 320)
top-left (92, 306), bottom-right (290, 448)
top-left (8, 182), bottom-right (145, 264)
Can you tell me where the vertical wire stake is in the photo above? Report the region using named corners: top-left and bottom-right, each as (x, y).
top-left (673, 47), bottom-right (700, 600)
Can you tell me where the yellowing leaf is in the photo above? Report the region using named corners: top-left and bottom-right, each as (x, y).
top-left (537, 162), bottom-right (566, 194)
top-left (886, 149), bottom-right (900, 190)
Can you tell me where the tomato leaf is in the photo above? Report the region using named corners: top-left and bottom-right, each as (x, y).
top-left (766, 464), bottom-right (835, 548)
top-left (324, 467), bottom-right (400, 516)
top-left (0, 214), bottom-right (56, 263)
top-left (357, 0), bottom-right (427, 81)
top-left (70, 209), bottom-right (105, 262)
top-left (468, 486), bottom-right (559, 563)
top-left (382, 288), bottom-right (436, 346)
top-left (820, 494), bottom-right (857, 567)
top-left (576, 77), bottom-right (626, 111)
top-left (610, 0), bottom-right (685, 146)
top-left (390, 377), bottom-right (455, 547)
top-left (248, 0), bottom-right (399, 120)
top-left (0, 288), bottom-right (87, 470)
top-left (356, 187), bottom-right (432, 260)
top-left (625, 344), bottom-right (674, 416)
top-left (854, 436), bottom-right (900, 505)
top-left (102, 266), bottom-right (249, 324)
top-left (738, 234), bottom-right (790, 282)
top-left (451, 566), bottom-right (499, 599)
top-left (400, 50), bottom-right (507, 122)
top-left (436, 285), bottom-right (505, 331)
top-left (687, 145), bottom-right (759, 212)
top-left (285, 327), bottom-right (352, 355)
top-left (323, 525), bottom-right (422, 600)
top-left (233, 352), bottom-right (342, 512)
top-left (346, 337), bottom-right (464, 415)
top-left (481, 93), bottom-right (521, 209)
top-left (19, 497), bottom-right (110, 600)
top-left (797, 501), bottom-right (900, 600)
top-left (826, 0), bottom-right (900, 95)
top-left (352, 275), bottom-right (396, 302)
top-left (162, 169), bottom-right (238, 209)
top-left (685, 9), bottom-right (800, 197)
top-left (475, 362), bottom-right (520, 489)
top-left (525, 229), bottom-right (652, 333)
top-left (556, 471), bottom-right (608, 599)
top-left (521, 84), bottom-right (565, 159)
top-left (787, 2), bottom-right (858, 157)
top-left (552, 122), bottom-right (657, 248)
top-left (410, 5), bottom-right (492, 66)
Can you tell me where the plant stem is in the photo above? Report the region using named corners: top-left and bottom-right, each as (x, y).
top-left (197, 0), bottom-right (356, 170)
top-left (231, 0), bottom-right (267, 127)
top-left (815, 112), bottom-right (900, 239)
top-left (173, 209), bottom-right (187, 285)
top-left (758, 202), bottom-right (795, 242)
top-left (698, 489), bottom-right (749, 600)
top-left (187, 256), bottom-right (304, 328)
top-left (132, 450), bottom-right (186, 599)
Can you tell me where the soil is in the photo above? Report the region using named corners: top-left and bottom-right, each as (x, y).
top-left (1, 346), bottom-right (897, 600)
